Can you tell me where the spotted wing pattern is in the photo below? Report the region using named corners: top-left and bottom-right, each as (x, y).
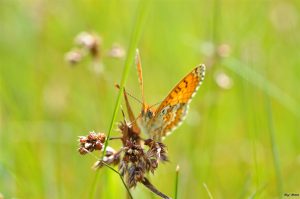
top-left (144, 64), bottom-right (206, 141)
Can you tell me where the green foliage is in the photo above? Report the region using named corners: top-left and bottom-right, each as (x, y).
top-left (1, 0), bottom-right (300, 198)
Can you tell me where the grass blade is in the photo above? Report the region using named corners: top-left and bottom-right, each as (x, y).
top-left (89, 1), bottom-right (150, 198)
top-left (203, 183), bottom-right (214, 199)
top-left (265, 95), bottom-right (283, 197)
top-left (174, 165), bottom-right (180, 199)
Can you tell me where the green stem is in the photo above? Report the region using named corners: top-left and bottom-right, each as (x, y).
top-left (174, 165), bottom-right (180, 199)
top-left (265, 95), bottom-right (283, 197)
top-left (101, 162), bottom-right (133, 199)
top-left (203, 183), bottom-right (214, 199)
top-left (102, 0), bottom-right (149, 159)
top-left (89, 1), bottom-right (149, 198)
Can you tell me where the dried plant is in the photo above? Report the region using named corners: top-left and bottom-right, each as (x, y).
top-left (78, 89), bottom-right (171, 199)
top-left (65, 32), bottom-right (101, 65)
top-left (65, 31), bottom-right (125, 71)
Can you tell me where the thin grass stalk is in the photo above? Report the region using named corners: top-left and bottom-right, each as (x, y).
top-left (249, 183), bottom-right (267, 199)
top-left (0, 78), bottom-right (23, 120)
top-left (264, 95), bottom-right (283, 197)
top-left (174, 165), bottom-right (180, 199)
top-left (212, 0), bottom-right (221, 44)
top-left (101, 162), bottom-right (133, 199)
top-left (89, 1), bottom-right (149, 198)
top-left (203, 183), bottom-right (214, 199)
top-left (101, 0), bottom-right (149, 159)
top-left (201, 0), bottom-right (222, 189)
top-left (240, 70), bottom-right (260, 195)
top-left (88, 171), bottom-right (100, 199)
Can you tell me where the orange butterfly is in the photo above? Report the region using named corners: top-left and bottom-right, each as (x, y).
top-left (130, 50), bottom-right (205, 141)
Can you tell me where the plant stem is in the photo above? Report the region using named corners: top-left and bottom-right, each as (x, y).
top-left (101, 162), bottom-right (133, 199)
top-left (265, 95), bottom-right (283, 197)
top-left (89, 1), bottom-right (149, 198)
top-left (141, 177), bottom-right (170, 199)
top-left (102, 0), bottom-right (149, 159)
top-left (203, 183), bottom-right (214, 199)
top-left (174, 165), bottom-right (180, 199)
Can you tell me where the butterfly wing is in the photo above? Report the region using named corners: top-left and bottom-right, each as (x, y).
top-left (145, 64), bottom-right (206, 141)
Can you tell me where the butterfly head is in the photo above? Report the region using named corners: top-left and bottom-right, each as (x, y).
top-left (141, 104), bottom-right (155, 120)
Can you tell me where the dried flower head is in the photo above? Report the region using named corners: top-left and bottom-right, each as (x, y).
top-left (118, 119), bottom-right (141, 146)
top-left (107, 43), bottom-right (126, 59)
top-left (65, 31), bottom-right (103, 67)
top-left (120, 138), bottom-right (168, 188)
top-left (75, 31), bottom-right (101, 58)
top-left (214, 71), bottom-right (233, 90)
top-left (78, 131), bottom-right (106, 155)
top-left (217, 43), bottom-right (231, 58)
top-left (65, 50), bottom-right (82, 65)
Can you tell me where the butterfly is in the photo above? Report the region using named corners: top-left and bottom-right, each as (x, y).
top-left (129, 50), bottom-right (206, 141)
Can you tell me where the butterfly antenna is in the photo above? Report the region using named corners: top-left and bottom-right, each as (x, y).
top-left (130, 112), bottom-right (142, 127)
top-left (149, 100), bottom-right (162, 109)
top-left (115, 84), bottom-right (143, 105)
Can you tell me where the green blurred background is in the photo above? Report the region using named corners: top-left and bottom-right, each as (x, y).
top-left (1, 0), bottom-right (300, 198)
